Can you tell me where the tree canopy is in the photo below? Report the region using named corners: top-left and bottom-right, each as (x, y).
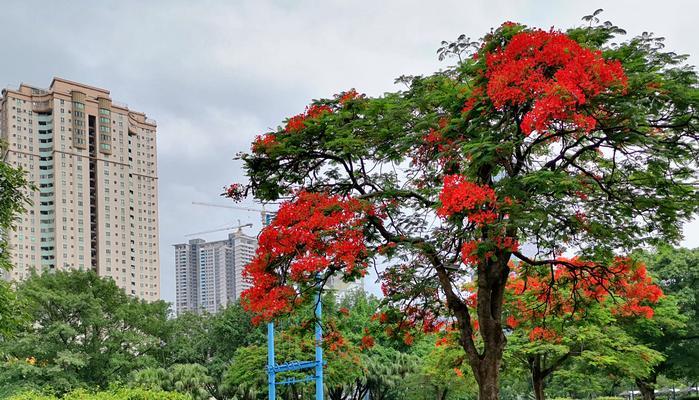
top-left (233, 16), bottom-right (698, 400)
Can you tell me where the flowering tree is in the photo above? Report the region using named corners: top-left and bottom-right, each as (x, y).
top-left (503, 258), bottom-right (664, 400)
top-left (232, 17), bottom-right (699, 399)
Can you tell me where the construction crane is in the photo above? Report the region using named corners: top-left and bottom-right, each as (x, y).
top-left (191, 201), bottom-right (277, 226)
top-left (184, 221), bottom-right (253, 237)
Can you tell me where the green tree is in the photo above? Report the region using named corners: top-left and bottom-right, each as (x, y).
top-left (0, 139), bottom-right (33, 340)
top-left (221, 344), bottom-right (269, 400)
top-left (235, 14), bottom-right (699, 400)
top-left (0, 140), bottom-right (33, 273)
top-left (629, 246), bottom-right (699, 399)
top-left (506, 315), bottom-right (662, 400)
top-left (361, 346), bottom-right (420, 400)
top-left (131, 364), bottom-right (212, 400)
top-left (0, 270), bottom-right (170, 395)
top-left (405, 337), bottom-right (476, 400)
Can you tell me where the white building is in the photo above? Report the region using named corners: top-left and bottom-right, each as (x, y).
top-left (174, 230), bottom-right (256, 314)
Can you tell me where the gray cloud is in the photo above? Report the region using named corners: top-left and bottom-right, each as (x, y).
top-left (2, 0), bottom-right (696, 304)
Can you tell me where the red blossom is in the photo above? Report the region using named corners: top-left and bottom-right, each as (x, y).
top-left (360, 334), bottom-right (375, 350)
top-left (403, 332), bottom-right (414, 346)
top-left (529, 326), bottom-right (560, 342)
top-left (505, 256), bottom-right (663, 341)
top-left (222, 183), bottom-right (245, 202)
top-left (284, 104), bottom-right (333, 132)
top-left (241, 191), bottom-right (372, 324)
top-left (461, 240), bottom-right (480, 266)
top-left (339, 89), bottom-right (359, 104)
top-left (285, 113), bottom-right (307, 133)
top-left (251, 133), bottom-right (277, 153)
top-left (506, 315), bottom-right (519, 329)
top-left (437, 175), bottom-right (498, 226)
top-left (465, 29), bottom-right (627, 135)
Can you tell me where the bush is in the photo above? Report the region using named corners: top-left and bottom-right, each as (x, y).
top-left (595, 397), bottom-right (623, 400)
top-left (7, 388), bottom-right (191, 400)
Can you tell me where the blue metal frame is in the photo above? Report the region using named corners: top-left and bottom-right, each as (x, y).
top-left (267, 289), bottom-right (323, 400)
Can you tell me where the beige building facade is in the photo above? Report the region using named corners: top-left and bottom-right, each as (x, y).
top-left (0, 78), bottom-right (160, 300)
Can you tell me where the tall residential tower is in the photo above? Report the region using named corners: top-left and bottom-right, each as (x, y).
top-left (174, 230), bottom-right (257, 314)
top-left (0, 78), bottom-right (160, 300)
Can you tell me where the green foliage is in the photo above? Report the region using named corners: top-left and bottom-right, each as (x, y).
top-left (221, 345), bottom-right (267, 400)
top-left (6, 387), bottom-right (191, 400)
top-left (0, 280), bottom-right (24, 341)
top-left (0, 270), bottom-right (170, 394)
top-left (0, 141), bottom-right (34, 273)
top-left (403, 337), bottom-right (477, 400)
top-left (129, 364), bottom-right (211, 400)
top-left (627, 246), bottom-right (699, 389)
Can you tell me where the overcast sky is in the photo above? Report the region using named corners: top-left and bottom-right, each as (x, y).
top-left (2, 0), bottom-right (697, 305)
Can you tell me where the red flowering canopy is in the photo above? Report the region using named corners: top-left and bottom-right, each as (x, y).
top-left (505, 257), bottom-right (663, 341)
top-left (241, 190), bottom-right (371, 324)
top-left (234, 19), bottom-right (698, 400)
top-left (476, 29), bottom-right (627, 135)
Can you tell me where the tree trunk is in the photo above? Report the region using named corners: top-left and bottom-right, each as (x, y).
top-left (472, 257), bottom-right (510, 400)
top-left (472, 352), bottom-right (503, 400)
top-left (476, 364), bottom-right (500, 400)
top-left (530, 355), bottom-right (546, 400)
top-left (533, 373), bottom-right (546, 400)
top-left (433, 238), bottom-right (511, 400)
top-left (636, 374), bottom-right (657, 400)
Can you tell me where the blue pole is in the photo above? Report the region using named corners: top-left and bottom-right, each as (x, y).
top-left (267, 322), bottom-right (276, 400)
top-left (315, 289), bottom-right (323, 400)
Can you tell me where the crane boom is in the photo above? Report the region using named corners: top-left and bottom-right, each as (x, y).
top-left (192, 201), bottom-right (265, 213)
top-left (185, 223), bottom-right (253, 237)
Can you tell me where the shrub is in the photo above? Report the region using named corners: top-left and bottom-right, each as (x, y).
top-left (7, 388), bottom-right (191, 400)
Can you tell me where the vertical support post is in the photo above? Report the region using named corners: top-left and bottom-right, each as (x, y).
top-left (267, 322), bottom-right (276, 400)
top-left (314, 288), bottom-right (323, 400)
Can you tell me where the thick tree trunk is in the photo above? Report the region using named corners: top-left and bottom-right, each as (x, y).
top-left (475, 359), bottom-right (501, 400)
top-left (533, 373), bottom-right (546, 400)
top-left (472, 257), bottom-right (509, 400)
top-left (432, 234), bottom-right (511, 400)
top-left (636, 374), bottom-right (657, 400)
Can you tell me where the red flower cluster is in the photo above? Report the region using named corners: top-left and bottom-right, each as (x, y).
top-left (607, 258), bottom-right (663, 319)
top-left (241, 191), bottom-right (371, 324)
top-left (360, 334), bottom-right (375, 350)
top-left (473, 29), bottom-right (627, 135)
top-left (529, 326), bottom-right (560, 342)
top-left (222, 183), bottom-right (245, 202)
top-left (506, 256), bottom-right (663, 342)
top-left (339, 89), bottom-right (359, 105)
top-left (251, 133), bottom-right (277, 153)
top-left (285, 104), bottom-right (333, 133)
top-left (461, 240), bottom-right (480, 266)
top-left (437, 175), bottom-right (498, 225)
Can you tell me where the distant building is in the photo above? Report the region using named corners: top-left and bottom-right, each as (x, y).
top-left (174, 230), bottom-right (256, 314)
top-left (327, 275), bottom-right (364, 297)
top-left (0, 78), bottom-right (160, 300)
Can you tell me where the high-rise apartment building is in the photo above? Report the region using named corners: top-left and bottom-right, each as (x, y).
top-left (175, 230), bottom-right (256, 314)
top-left (0, 78), bottom-right (160, 300)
